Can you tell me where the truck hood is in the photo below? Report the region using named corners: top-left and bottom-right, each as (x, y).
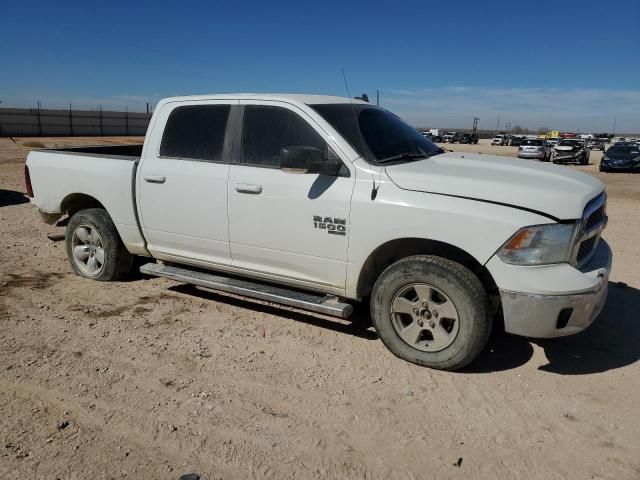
top-left (385, 152), bottom-right (604, 220)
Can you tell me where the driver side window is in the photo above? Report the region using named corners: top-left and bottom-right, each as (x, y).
top-left (240, 105), bottom-right (328, 168)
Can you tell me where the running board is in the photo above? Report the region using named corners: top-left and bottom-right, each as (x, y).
top-left (140, 263), bottom-right (353, 319)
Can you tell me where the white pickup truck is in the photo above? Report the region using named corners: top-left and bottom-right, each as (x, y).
top-left (25, 94), bottom-right (611, 370)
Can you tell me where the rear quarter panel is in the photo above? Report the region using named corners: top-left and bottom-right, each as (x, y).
top-left (26, 150), bottom-right (146, 254)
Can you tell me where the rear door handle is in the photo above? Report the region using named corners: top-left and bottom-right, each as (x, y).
top-left (143, 175), bottom-right (166, 184)
top-left (234, 183), bottom-right (262, 194)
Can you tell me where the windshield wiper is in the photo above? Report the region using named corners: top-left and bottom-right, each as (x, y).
top-left (377, 152), bottom-right (431, 164)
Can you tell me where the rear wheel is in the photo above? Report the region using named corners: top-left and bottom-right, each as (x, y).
top-left (370, 255), bottom-right (491, 371)
top-left (65, 208), bottom-right (134, 281)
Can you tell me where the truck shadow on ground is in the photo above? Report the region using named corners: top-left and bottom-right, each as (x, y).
top-left (0, 189), bottom-right (29, 207)
top-left (167, 281), bottom-right (639, 373)
top-left (168, 284), bottom-right (379, 341)
top-left (467, 282), bottom-right (640, 375)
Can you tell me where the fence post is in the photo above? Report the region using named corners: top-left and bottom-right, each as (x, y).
top-left (69, 103), bottom-right (73, 136)
top-left (37, 101), bottom-right (42, 136)
top-left (99, 105), bottom-right (104, 136)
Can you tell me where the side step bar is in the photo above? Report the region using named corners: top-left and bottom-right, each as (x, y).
top-left (140, 263), bottom-right (353, 319)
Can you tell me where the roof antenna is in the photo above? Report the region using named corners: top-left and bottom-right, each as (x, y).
top-left (341, 68), bottom-right (379, 200)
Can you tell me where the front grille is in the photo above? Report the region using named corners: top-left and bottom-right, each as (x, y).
top-left (577, 236), bottom-right (596, 263)
top-left (585, 206), bottom-right (605, 230)
top-left (572, 193), bottom-right (607, 267)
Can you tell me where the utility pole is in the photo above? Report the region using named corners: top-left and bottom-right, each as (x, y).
top-left (472, 116), bottom-right (479, 136)
top-left (99, 105), bottom-right (104, 136)
top-left (612, 116), bottom-right (616, 136)
top-left (69, 102), bottom-right (73, 136)
top-left (376, 90), bottom-right (379, 107)
top-left (496, 114), bottom-right (500, 132)
top-left (37, 101), bottom-right (42, 136)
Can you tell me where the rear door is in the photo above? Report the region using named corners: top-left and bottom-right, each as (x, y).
top-left (137, 101), bottom-right (234, 266)
top-left (227, 102), bottom-right (355, 292)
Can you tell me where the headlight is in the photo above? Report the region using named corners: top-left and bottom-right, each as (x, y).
top-left (497, 223), bottom-right (578, 265)
top-left (602, 155), bottom-right (609, 162)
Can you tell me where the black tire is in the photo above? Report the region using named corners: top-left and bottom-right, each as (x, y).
top-left (370, 255), bottom-right (491, 371)
top-left (65, 208), bottom-right (134, 281)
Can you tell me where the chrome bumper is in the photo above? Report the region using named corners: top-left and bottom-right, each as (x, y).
top-left (500, 241), bottom-right (611, 338)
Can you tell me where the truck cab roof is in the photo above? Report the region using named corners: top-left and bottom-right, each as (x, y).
top-left (157, 93), bottom-right (369, 107)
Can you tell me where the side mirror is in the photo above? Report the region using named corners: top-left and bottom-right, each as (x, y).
top-left (279, 146), bottom-right (342, 176)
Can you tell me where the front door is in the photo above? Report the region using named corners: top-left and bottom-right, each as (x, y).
top-left (227, 102), bottom-right (354, 291)
top-left (137, 102), bottom-right (233, 266)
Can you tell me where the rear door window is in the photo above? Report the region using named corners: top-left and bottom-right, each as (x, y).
top-left (160, 105), bottom-right (231, 161)
top-left (240, 105), bottom-right (327, 168)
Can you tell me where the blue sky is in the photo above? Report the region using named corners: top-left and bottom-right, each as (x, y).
top-left (1, 0), bottom-right (639, 132)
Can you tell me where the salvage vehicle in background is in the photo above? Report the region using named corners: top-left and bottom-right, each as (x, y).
top-left (442, 132), bottom-right (456, 143)
top-left (25, 93), bottom-right (611, 371)
top-left (588, 139), bottom-right (605, 151)
top-left (553, 138), bottom-right (591, 165)
top-left (506, 135), bottom-right (525, 146)
top-left (491, 134), bottom-right (506, 145)
top-left (600, 143), bottom-right (640, 172)
top-left (518, 138), bottom-right (551, 161)
top-left (459, 133), bottom-right (478, 144)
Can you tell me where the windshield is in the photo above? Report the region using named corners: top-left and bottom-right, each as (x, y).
top-left (608, 146), bottom-right (640, 155)
top-left (522, 139), bottom-right (542, 146)
top-left (309, 104), bottom-right (442, 164)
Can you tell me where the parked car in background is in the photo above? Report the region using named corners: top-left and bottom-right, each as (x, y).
top-left (459, 133), bottom-right (478, 144)
top-left (600, 143), bottom-right (640, 172)
top-left (506, 135), bottom-right (526, 146)
top-left (442, 132), bottom-right (456, 143)
top-left (546, 138), bottom-right (560, 147)
top-left (518, 138), bottom-right (551, 161)
top-left (553, 139), bottom-right (590, 165)
top-left (491, 135), bottom-right (505, 145)
top-left (588, 139), bottom-right (605, 151)
top-left (451, 132), bottom-right (465, 143)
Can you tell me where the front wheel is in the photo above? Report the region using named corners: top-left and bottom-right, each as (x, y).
top-left (370, 255), bottom-right (491, 371)
top-left (65, 208), bottom-right (134, 281)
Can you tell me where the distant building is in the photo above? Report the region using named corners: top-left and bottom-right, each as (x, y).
top-left (540, 130), bottom-right (560, 139)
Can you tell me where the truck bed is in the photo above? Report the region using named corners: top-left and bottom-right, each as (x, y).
top-left (42, 144), bottom-right (143, 159)
top-left (26, 145), bottom-right (147, 254)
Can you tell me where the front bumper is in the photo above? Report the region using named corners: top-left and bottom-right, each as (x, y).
top-left (494, 240), bottom-right (612, 338)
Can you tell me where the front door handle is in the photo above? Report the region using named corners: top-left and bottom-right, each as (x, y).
top-left (143, 175), bottom-right (166, 184)
top-left (234, 183), bottom-right (262, 194)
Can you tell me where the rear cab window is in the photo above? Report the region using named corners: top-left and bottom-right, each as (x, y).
top-left (160, 104), bottom-right (231, 161)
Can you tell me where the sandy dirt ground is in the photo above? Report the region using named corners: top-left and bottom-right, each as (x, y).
top-left (1, 137), bottom-right (639, 480)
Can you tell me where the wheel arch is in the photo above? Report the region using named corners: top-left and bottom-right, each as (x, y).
top-left (61, 193), bottom-right (106, 218)
top-left (355, 238), bottom-right (499, 305)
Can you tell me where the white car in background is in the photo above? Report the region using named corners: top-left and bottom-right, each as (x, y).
top-left (491, 135), bottom-right (505, 145)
